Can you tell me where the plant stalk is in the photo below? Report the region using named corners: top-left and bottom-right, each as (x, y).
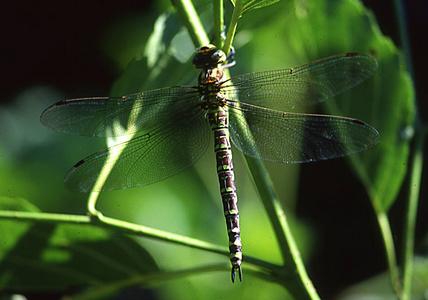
top-left (170, 0), bottom-right (209, 47)
top-left (245, 156), bottom-right (320, 300)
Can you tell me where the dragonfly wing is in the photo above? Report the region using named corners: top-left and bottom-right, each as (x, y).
top-left (65, 112), bottom-right (209, 192)
top-left (229, 103), bottom-right (380, 163)
top-left (222, 53), bottom-right (377, 110)
top-left (40, 86), bottom-right (199, 137)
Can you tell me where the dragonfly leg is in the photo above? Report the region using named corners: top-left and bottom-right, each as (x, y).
top-left (220, 26), bottom-right (236, 69)
top-left (226, 45), bottom-right (235, 61)
top-left (222, 46), bottom-right (236, 69)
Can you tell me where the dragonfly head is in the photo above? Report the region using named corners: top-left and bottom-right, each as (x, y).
top-left (193, 44), bottom-right (226, 69)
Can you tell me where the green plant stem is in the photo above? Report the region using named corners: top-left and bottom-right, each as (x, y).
top-left (213, 0), bottom-right (224, 48)
top-left (97, 213), bottom-right (278, 272)
top-left (93, 212), bottom-right (225, 254)
top-left (401, 126), bottom-right (426, 300)
top-left (0, 211), bottom-right (221, 254)
top-left (170, 0), bottom-right (209, 47)
top-left (219, 3), bottom-right (316, 293)
top-left (393, 1), bottom-right (419, 299)
top-left (0, 210), bottom-right (91, 223)
top-left (222, 0), bottom-right (241, 56)
top-left (0, 209), bottom-right (275, 274)
top-left (87, 112), bottom-right (143, 214)
top-left (245, 156), bottom-right (320, 300)
top-left (377, 211), bottom-right (401, 296)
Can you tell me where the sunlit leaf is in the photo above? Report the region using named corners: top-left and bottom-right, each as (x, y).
top-left (110, 12), bottom-right (196, 97)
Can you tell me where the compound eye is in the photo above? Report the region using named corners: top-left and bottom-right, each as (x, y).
top-left (196, 44), bottom-right (217, 53)
top-left (212, 50), bottom-right (226, 65)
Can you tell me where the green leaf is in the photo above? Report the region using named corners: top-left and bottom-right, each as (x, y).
top-left (237, 0), bottom-right (415, 213)
top-left (230, 0), bottom-right (281, 15)
top-left (0, 197), bottom-right (159, 292)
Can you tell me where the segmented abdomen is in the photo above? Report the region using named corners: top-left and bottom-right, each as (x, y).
top-left (208, 107), bottom-right (243, 282)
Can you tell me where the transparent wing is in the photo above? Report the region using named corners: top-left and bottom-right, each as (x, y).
top-left (65, 112), bottom-right (210, 192)
top-left (40, 86), bottom-right (199, 137)
top-left (229, 103), bottom-right (380, 163)
top-left (222, 53), bottom-right (377, 110)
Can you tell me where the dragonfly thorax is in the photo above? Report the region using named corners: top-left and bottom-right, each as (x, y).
top-left (198, 67), bottom-right (227, 110)
top-left (194, 45), bottom-right (229, 110)
top-left (198, 67), bottom-right (224, 85)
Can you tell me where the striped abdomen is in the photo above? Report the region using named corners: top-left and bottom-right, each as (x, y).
top-left (208, 107), bottom-right (243, 282)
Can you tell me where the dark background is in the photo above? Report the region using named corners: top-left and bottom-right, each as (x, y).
top-left (1, 1), bottom-right (427, 106)
top-left (1, 0), bottom-right (427, 299)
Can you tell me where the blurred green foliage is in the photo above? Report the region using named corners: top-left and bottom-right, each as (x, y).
top-left (0, 0), bottom-right (419, 299)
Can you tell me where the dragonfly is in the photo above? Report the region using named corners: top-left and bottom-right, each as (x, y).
top-left (40, 44), bottom-right (380, 282)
